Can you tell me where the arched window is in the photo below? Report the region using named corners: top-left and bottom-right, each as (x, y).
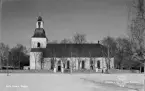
top-left (97, 61), bottom-right (100, 69)
top-left (37, 42), bottom-right (41, 48)
top-left (90, 60), bottom-right (94, 70)
top-left (57, 60), bottom-right (61, 72)
top-left (67, 61), bottom-right (70, 69)
top-left (82, 60), bottom-right (85, 69)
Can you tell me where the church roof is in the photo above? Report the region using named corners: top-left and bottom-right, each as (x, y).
top-left (31, 43), bottom-right (108, 57)
top-left (32, 28), bottom-right (46, 38)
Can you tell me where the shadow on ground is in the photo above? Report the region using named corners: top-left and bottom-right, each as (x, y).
top-left (80, 78), bottom-right (144, 91)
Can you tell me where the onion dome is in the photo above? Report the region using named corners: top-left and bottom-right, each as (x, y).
top-left (37, 16), bottom-right (42, 21)
top-left (32, 28), bottom-right (46, 38)
top-left (32, 16), bottom-right (46, 38)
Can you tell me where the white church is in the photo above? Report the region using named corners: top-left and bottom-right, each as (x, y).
top-left (30, 16), bottom-right (114, 73)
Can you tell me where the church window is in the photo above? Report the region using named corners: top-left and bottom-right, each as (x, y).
top-left (90, 60), bottom-right (94, 70)
top-left (82, 60), bottom-right (85, 69)
top-left (37, 42), bottom-right (41, 48)
top-left (67, 61), bottom-right (70, 69)
top-left (97, 61), bottom-right (100, 69)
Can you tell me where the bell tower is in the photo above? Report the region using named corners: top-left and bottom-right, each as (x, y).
top-left (30, 15), bottom-right (48, 69)
top-left (31, 16), bottom-right (47, 48)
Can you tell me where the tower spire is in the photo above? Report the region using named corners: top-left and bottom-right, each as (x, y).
top-left (36, 13), bottom-right (44, 28)
top-left (33, 15), bottom-right (46, 38)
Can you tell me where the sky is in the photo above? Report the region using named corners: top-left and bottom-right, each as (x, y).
top-left (1, 0), bottom-right (132, 48)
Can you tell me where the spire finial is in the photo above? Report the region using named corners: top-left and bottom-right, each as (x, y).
top-left (36, 12), bottom-right (44, 28)
top-left (37, 12), bottom-right (42, 21)
top-left (38, 12), bottom-right (41, 17)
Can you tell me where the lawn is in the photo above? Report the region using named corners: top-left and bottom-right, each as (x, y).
top-left (0, 73), bottom-right (144, 91)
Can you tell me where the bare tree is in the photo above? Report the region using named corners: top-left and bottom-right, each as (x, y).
top-left (72, 33), bottom-right (87, 44)
top-left (60, 38), bottom-right (72, 44)
top-left (115, 37), bottom-right (133, 69)
top-left (89, 52), bottom-right (95, 70)
top-left (10, 44), bottom-right (28, 69)
top-left (0, 43), bottom-right (9, 68)
top-left (101, 36), bottom-right (117, 73)
top-left (51, 49), bottom-right (57, 71)
top-left (129, 0), bottom-right (145, 72)
top-left (60, 57), bottom-right (67, 68)
top-left (72, 33), bottom-right (87, 71)
top-left (38, 53), bottom-right (44, 70)
top-left (49, 40), bottom-right (58, 44)
top-left (50, 50), bottom-right (56, 71)
top-left (33, 52), bottom-right (41, 70)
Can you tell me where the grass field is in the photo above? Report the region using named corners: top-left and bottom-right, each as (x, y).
top-left (0, 73), bottom-right (144, 91)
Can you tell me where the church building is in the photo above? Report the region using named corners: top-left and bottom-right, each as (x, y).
top-left (30, 16), bottom-right (114, 73)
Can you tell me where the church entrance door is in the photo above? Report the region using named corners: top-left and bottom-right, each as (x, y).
top-left (58, 65), bottom-right (61, 72)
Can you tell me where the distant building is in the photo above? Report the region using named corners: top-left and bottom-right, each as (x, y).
top-left (30, 16), bottom-right (114, 73)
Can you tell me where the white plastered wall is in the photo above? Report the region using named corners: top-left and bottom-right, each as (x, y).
top-left (31, 38), bottom-right (47, 48)
top-left (110, 58), bottom-right (114, 69)
top-left (30, 52), bottom-right (42, 69)
top-left (38, 57), bottom-right (114, 70)
top-left (43, 58), bottom-right (51, 70)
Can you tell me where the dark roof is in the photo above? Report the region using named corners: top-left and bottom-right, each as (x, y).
top-left (31, 48), bottom-right (45, 52)
top-left (31, 44), bottom-right (107, 57)
top-left (37, 16), bottom-right (42, 21)
top-left (32, 28), bottom-right (46, 38)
